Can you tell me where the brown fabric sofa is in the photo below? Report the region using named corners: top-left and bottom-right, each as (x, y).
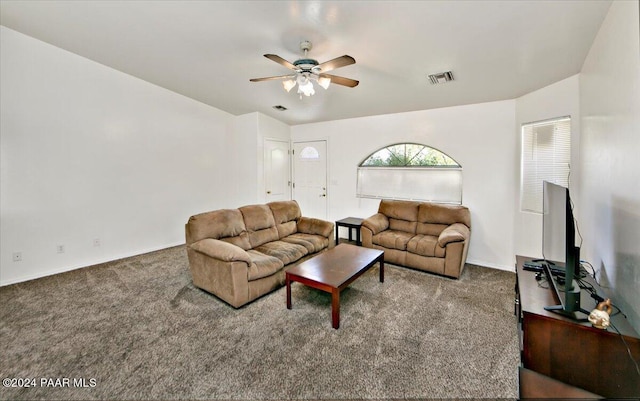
top-left (185, 200), bottom-right (333, 307)
top-left (361, 199), bottom-right (471, 278)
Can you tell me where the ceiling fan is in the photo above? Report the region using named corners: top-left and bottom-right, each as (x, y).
top-left (250, 40), bottom-right (359, 98)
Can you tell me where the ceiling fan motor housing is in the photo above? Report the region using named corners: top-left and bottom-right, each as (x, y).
top-left (293, 58), bottom-right (320, 73)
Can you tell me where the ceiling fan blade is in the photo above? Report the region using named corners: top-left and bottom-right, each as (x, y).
top-left (317, 55), bottom-right (355, 73)
top-left (250, 74), bottom-right (295, 82)
top-left (320, 73), bottom-right (359, 88)
top-left (264, 54), bottom-right (297, 70)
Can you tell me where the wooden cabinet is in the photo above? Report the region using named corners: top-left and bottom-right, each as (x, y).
top-left (515, 255), bottom-right (640, 399)
top-left (519, 367), bottom-right (601, 399)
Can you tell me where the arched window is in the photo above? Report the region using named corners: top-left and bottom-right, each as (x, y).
top-left (357, 143), bottom-right (463, 203)
top-left (299, 146), bottom-right (320, 160)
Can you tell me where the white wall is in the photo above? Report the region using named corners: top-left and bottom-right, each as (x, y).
top-left (514, 75), bottom-right (581, 258)
top-left (231, 113), bottom-right (261, 206)
top-left (0, 27), bottom-right (245, 285)
top-left (292, 100), bottom-right (517, 270)
top-left (579, 0), bottom-right (640, 331)
top-left (232, 112), bottom-right (291, 205)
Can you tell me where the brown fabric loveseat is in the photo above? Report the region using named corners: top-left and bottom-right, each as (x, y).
top-left (185, 200), bottom-right (333, 307)
top-left (361, 199), bottom-right (471, 278)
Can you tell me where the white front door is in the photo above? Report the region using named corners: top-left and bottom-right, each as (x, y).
top-left (292, 140), bottom-right (327, 219)
top-left (264, 139), bottom-right (290, 202)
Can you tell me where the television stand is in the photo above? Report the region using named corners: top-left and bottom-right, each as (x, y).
top-left (519, 367), bottom-right (601, 399)
top-left (515, 255), bottom-right (640, 399)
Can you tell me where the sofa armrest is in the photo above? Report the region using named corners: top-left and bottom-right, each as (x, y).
top-left (362, 213), bottom-right (389, 236)
top-left (189, 238), bottom-right (251, 265)
top-left (298, 217), bottom-right (334, 238)
top-left (438, 223), bottom-right (470, 247)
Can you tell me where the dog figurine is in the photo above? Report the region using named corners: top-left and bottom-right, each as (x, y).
top-left (588, 298), bottom-right (612, 329)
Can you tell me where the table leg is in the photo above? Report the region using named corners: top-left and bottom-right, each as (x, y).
top-left (379, 256), bottom-right (385, 283)
top-left (348, 227), bottom-right (353, 242)
top-left (331, 289), bottom-right (340, 329)
top-left (286, 275), bottom-right (292, 309)
top-left (335, 225), bottom-right (339, 246)
top-left (356, 229), bottom-right (361, 246)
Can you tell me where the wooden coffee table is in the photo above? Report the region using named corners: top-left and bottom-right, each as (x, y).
top-left (286, 243), bottom-right (384, 329)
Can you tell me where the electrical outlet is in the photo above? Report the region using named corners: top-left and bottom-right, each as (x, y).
top-left (56, 245), bottom-right (65, 254)
top-left (93, 238), bottom-right (101, 247)
top-left (12, 252), bottom-right (22, 262)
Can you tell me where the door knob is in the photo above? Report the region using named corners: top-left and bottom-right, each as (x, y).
top-left (267, 190), bottom-right (271, 194)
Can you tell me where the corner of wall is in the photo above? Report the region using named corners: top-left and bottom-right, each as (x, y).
top-left (578, 0), bottom-right (640, 333)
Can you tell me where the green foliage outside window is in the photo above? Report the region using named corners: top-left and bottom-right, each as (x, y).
top-left (361, 143), bottom-right (459, 167)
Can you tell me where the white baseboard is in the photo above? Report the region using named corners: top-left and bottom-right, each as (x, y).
top-left (0, 241), bottom-right (185, 287)
top-left (466, 258), bottom-right (515, 273)
top-left (2, 245), bottom-right (514, 286)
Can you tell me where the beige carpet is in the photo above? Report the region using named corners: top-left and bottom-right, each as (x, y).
top-left (0, 245), bottom-right (519, 400)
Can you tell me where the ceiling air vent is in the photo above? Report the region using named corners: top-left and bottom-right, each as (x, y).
top-left (272, 105), bottom-right (288, 111)
top-left (428, 71), bottom-right (454, 85)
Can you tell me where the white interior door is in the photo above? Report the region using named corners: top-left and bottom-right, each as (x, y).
top-left (292, 140), bottom-right (327, 219)
top-left (264, 139), bottom-right (290, 202)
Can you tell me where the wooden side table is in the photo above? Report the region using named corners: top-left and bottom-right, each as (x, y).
top-left (335, 217), bottom-right (364, 246)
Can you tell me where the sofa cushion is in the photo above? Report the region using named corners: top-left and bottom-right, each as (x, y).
top-left (282, 233), bottom-right (329, 253)
top-left (239, 204), bottom-right (279, 248)
top-left (246, 250), bottom-right (284, 281)
top-left (268, 200), bottom-right (302, 223)
top-left (388, 218), bottom-right (417, 234)
top-left (268, 200), bottom-right (302, 239)
top-left (372, 230), bottom-right (414, 250)
top-left (186, 209), bottom-right (248, 245)
top-left (379, 199), bottom-right (420, 222)
top-left (220, 233), bottom-right (252, 250)
top-left (240, 204), bottom-right (277, 230)
top-left (407, 234), bottom-right (439, 257)
top-left (276, 221), bottom-right (297, 239)
top-left (418, 203), bottom-right (471, 227)
top-left (254, 240), bottom-right (309, 265)
top-left (416, 222), bottom-right (449, 237)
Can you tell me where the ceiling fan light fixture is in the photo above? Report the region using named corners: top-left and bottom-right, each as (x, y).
top-left (282, 79), bottom-right (296, 92)
top-left (318, 76), bottom-right (331, 90)
top-left (296, 73), bottom-right (315, 97)
top-left (298, 80), bottom-right (315, 97)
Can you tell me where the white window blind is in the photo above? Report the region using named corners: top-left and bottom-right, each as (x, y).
top-left (357, 167), bottom-right (462, 203)
top-left (521, 117), bottom-right (571, 213)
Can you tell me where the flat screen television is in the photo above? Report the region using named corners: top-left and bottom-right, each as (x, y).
top-left (542, 181), bottom-right (589, 320)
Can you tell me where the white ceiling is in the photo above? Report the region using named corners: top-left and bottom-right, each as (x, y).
top-left (0, 0), bottom-right (612, 125)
